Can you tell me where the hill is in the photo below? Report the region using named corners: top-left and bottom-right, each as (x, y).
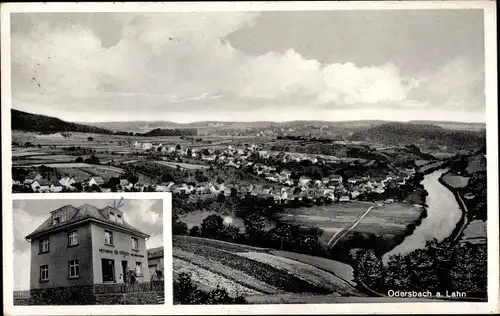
top-left (11, 109), bottom-right (117, 135)
top-left (138, 128), bottom-right (197, 137)
top-left (350, 122), bottom-right (486, 151)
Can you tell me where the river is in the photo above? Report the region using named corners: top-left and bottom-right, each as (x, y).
top-left (383, 168), bottom-right (462, 260)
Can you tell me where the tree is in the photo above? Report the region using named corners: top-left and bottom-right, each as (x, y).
top-left (87, 136), bottom-right (94, 141)
top-left (173, 273), bottom-right (207, 304)
top-left (84, 154), bottom-right (100, 165)
top-left (176, 144), bottom-right (181, 151)
top-left (172, 214), bottom-right (188, 235)
top-left (200, 214), bottom-right (225, 239)
top-left (75, 157), bottom-right (84, 163)
top-left (189, 225), bottom-right (201, 237)
top-left (244, 213), bottom-right (266, 240)
top-left (223, 224), bottom-right (241, 242)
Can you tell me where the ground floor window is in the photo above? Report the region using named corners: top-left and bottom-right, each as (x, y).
top-left (102, 259), bottom-right (115, 282)
top-left (135, 262), bottom-right (142, 277)
top-left (40, 265), bottom-right (49, 281)
top-left (68, 260), bottom-right (79, 278)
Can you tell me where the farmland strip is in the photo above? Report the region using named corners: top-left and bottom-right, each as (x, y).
top-left (174, 248), bottom-right (282, 294)
top-left (173, 258), bottom-right (259, 296)
top-left (173, 237), bottom-right (330, 294)
top-left (237, 252), bottom-right (362, 296)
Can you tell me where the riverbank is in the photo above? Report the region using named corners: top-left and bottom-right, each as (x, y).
top-left (383, 168), bottom-right (462, 260)
top-left (438, 171), bottom-right (469, 242)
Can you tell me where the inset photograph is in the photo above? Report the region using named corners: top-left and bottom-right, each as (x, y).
top-left (13, 197), bottom-right (165, 305)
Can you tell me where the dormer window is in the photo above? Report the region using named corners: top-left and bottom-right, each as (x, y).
top-left (53, 217), bottom-right (60, 225)
top-left (109, 212), bottom-right (116, 222)
top-left (117, 214), bottom-right (123, 224)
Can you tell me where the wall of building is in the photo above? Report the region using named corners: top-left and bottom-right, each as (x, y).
top-left (148, 256), bottom-right (164, 279)
top-left (30, 223), bottom-right (94, 289)
top-left (90, 223), bottom-right (149, 284)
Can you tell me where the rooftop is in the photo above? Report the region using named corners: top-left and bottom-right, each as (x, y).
top-left (26, 203), bottom-right (149, 240)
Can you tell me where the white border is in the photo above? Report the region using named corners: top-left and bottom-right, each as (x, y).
top-left (2, 1), bottom-right (498, 315)
top-left (4, 192), bottom-right (172, 315)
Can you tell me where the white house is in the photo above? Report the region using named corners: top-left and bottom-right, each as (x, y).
top-left (31, 179), bottom-right (50, 192)
top-left (87, 176), bottom-right (105, 187)
top-left (339, 195), bottom-right (350, 202)
top-left (142, 143), bottom-right (153, 150)
top-left (59, 176), bottom-right (76, 188)
top-left (50, 184), bottom-right (63, 193)
top-left (299, 177), bottom-right (311, 186)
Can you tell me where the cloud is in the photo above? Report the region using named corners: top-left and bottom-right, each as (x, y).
top-left (10, 13), bottom-right (485, 121)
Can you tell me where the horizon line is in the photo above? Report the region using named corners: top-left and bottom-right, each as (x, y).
top-left (12, 108), bottom-right (486, 125)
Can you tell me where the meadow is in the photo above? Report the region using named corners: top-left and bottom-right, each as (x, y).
top-left (172, 236), bottom-right (363, 299)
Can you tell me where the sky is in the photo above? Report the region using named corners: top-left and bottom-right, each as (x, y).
top-left (10, 10), bottom-right (486, 123)
top-left (13, 198), bottom-right (163, 290)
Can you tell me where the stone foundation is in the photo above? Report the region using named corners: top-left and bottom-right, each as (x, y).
top-left (29, 285), bottom-right (96, 305)
top-left (95, 291), bottom-right (158, 305)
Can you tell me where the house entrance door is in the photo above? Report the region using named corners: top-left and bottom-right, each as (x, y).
top-left (121, 260), bottom-right (128, 283)
top-left (102, 259), bottom-right (115, 283)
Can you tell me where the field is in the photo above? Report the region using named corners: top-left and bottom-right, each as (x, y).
top-left (277, 202), bottom-right (422, 243)
top-left (460, 220), bottom-right (487, 244)
top-left (441, 172), bottom-right (470, 189)
top-left (153, 160), bottom-right (209, 170)
top-left (173, 236), bottom-right (363, 301)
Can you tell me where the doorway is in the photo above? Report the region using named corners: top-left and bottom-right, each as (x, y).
top-left (121, 260), bottom-right (128, 283)
top-left (102, 259), bottom-right (115, 283)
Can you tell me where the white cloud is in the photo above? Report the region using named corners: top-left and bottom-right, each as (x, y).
top-left (124, 199), bottom-right (161, 226)
top-left (11, 13), bottom-right (484, 121)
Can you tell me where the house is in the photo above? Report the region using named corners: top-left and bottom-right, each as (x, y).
top-left (384, 198), bottom-right (395, 204)
top-left (147, 246), bottom-right (164, 281)
top-left (299, 177), bottom-right (311, 186)
top-left (351, 190), bottom-right (361, 199)
top-left (347, 178), bottom-right (357, 184)
top-left (280, 170), bottom-right (292, 179)
top-left (59, 176), bottom-right (76, 188)
top-left (329, 175), bottom-right (343, 184)
top-left (202, 155), bottom-right (216, 161)
top-left (25, 204), bottom-right (150, 304)
top-left (339, 195), bottom-right (350, 202)
top-left (87, 176), bottom-right (105, 187)
top-left (50, 184), bottom-right (63, 193)
top-left (155, 185), bottom-right (168, 192)
top-left (31, 179), bottom-right (50, 192)
top-left (133, 141), bottom-right (141, 148)
top-left (142, 143), bottom-right (153, 150)
top-left (24, 172), bottom-right (43, 184)
top-left (258, 151), bottom-right (270, 159)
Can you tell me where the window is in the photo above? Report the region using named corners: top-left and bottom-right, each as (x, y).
top-left (68, 260), bottom-right (79, 278)
top-left (101, 259), bottom-right (115, 282)
top-left (104, 230), bottom-right (113, 246)
top-left (68, 231), bottom-right (78, 247)
top-left (131, 237), bottom-right (138, 251)
top-left (39, 238), bottom-right (50, 253)
top-left (53, 217), bottom-right (60, 225)
top-left (109, 212), bottom-right (115, 222)
top-left (117, 214), bottom-right (123, 224)
top-left (135, 262), bottom-right (142, 277)
top-left (40, 265), bottom-right (49, 281)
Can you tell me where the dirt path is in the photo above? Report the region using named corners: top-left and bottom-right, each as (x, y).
top-left (328, 206), bottom-right (378, 248)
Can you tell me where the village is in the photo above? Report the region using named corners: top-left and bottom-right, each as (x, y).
top-left (13, 140), bottom-right (417, 206)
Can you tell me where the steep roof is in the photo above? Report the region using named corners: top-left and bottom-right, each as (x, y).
top-left (26, 203), bottom-right (149, 240)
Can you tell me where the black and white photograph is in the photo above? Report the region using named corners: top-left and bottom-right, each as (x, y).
top-left (1, 1), bottom-right (498, 315)
top-left (12, 195), bottom-right (165, 305)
